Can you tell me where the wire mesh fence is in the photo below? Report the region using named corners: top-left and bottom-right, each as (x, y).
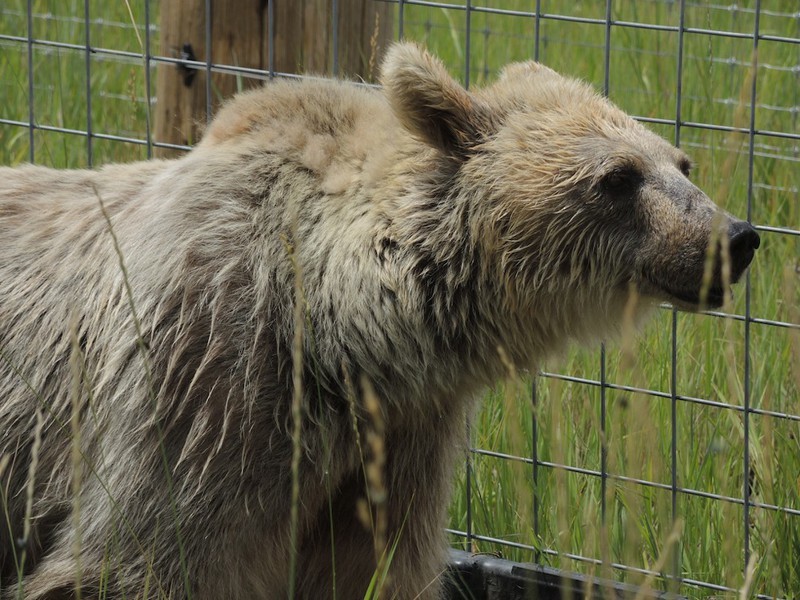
top-left (1, 1), bottom-right (798, 598)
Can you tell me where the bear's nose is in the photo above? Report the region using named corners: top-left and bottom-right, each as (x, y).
top-left (727, 220), bottom-right (760, 280)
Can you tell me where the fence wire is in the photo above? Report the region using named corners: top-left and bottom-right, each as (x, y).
top-left (1, 1), bottom-right (798, 598)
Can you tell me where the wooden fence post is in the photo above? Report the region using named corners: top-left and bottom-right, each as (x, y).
top-left (154, 0), bottom-right (393, 155)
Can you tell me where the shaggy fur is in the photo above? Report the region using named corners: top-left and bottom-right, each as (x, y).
top-left (0, 43), bottom-right (758, 599)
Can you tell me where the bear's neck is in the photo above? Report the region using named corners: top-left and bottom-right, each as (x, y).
top-left (338, 168), bottom-right (523, 407)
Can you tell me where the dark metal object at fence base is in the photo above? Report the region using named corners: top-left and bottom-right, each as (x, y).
top-left (445, 550), bottom-right (683, 600)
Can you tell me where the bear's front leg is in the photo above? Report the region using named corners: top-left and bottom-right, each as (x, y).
top-left (295, 403), bottom-right (468, 599)
top-left (376, 418), bottom-right (468, 600)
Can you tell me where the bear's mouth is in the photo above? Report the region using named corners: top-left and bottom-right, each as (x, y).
top-left (665, 285), bottom-right (727, 310)
top-left (641, 274), bottom-right (728, 311)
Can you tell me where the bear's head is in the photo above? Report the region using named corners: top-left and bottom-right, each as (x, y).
top-left (381, 43), bottom-right (759, 341)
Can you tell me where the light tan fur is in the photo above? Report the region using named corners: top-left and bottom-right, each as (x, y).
top-left (0, 43), bottom-right (756, 599)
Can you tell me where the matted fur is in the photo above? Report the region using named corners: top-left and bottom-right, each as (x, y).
top-left (0, 43), bottom-right (757, 599)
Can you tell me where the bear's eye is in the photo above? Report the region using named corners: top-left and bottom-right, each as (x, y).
top-left (678, 158), bottom-right (692, 177)
top-left (600, 165), bottom-right (642, 198)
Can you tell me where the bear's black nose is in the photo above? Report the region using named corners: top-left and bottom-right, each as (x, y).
top-left (727, 220), bottom-right (760, 280)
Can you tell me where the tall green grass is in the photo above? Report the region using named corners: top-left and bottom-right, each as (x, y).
top-left (1, 1), bottom-right (798, 598)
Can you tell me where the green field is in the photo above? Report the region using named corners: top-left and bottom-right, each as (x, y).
top-left (1, 1), bottom-right (799, 598)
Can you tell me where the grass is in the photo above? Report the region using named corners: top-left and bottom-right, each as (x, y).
top-left (1, 0), bottom-right (799, 598)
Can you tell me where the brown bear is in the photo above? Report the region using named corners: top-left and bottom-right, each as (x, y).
top-left (0, 42), bottom-right (759, 599)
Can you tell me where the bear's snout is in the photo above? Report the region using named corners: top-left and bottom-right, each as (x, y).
top-left (696, 218), bottom-right (761, 308)
top-left (726, 220), bottom-right (760, 282)
top-left (638, 214), bottom-right (760, 310)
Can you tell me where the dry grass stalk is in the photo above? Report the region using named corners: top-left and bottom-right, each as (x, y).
top-left (69, 314), bottom-right (84, 599)
top-left (283, 231), bottom-right (305, 600)
top-left (783, 263), bottom-right (800, 393)
top-left (739, 551), bottom-right (759, 600)
top-left (496, 346), bottom-right (536, 550)
top-left (367, 12), bottom-right (381, 82)
top-left (358, 376), bottom-right (389, 594)
top-left (633, 519), bottom-right (684, 600)
top-left (20, 408), bottom-right (45, 589)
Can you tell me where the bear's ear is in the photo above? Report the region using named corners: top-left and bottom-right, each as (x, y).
top-left (381, 42), bottom-right (490, 157)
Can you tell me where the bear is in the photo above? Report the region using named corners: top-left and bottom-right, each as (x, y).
top-left (0, 42), bottom-right (759, 599)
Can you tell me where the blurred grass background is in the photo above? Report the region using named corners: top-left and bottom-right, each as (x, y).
top-left (1, 1), bottom-right (799, 597)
